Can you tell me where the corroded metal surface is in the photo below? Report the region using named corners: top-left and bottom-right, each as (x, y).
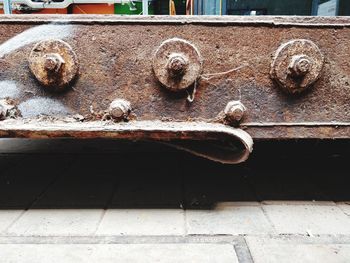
top-left (0, 15), bottom-right (350, 146)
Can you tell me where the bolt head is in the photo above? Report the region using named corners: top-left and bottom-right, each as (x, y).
top-left (109, 99), bottom-right (131, 120)
top-left (44, 57), bottom-right (58, 71)
top-left (224, 101), bottom-right (246, 124)
top-left (43, 53), bottom-right (65, 73)
top-left (289, 55), bottom-right (312, 77)
top-left (167, 54), bottom-right (188, 77)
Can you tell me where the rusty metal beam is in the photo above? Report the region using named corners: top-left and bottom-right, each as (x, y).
top-left (0, 15), bottom-right (350, 162)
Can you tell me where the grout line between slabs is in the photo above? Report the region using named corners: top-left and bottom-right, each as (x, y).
top-left (93, 178), bottom-right (120, 235)
top-left (234, 238), bottom-right (254, 263)
top-left (1, 234), bottom-right (350, 245)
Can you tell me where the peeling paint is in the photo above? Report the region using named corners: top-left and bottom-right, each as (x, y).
top-left (18, 97), bottom-right (70, 118)
top-left (0, 80), bottom-right (20, 99)
top-left (0, 24), bottom-right (73, 58)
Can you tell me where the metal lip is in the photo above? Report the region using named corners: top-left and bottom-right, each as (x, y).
top-left (0, 120), bottom-right (253, 164)
top-left (1, 15), bottom-right (350, 28)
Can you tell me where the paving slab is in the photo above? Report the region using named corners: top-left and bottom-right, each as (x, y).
top-left (316, 171), bottom-right (350, 202)
top-left (0, 155), bottom-right (25, 175)
top-left (337, 203), bottom-right (350, 217)
top-left (0, 155), bottom-right (73, 209)
top-left (5, 209), bottom-right (104, 236)
top-left (184, 168), bottom-right (256, 208)
top-left (0, 243), bottom-right (238, 263)
top-left (262, 202), bottom-right (350, 235)
top-left (0, 173), bottom-right (56, 209)
top-left (32, 175), bottom-right (117, 209)
top-left (96, 209), bottom-right (185, 236)
top-left (109, 155), bottom-right (183, 208)
top-left (110, 175), bottom-right (182, 208)
top-left (246, 237), bottom-right (350, 263)
top-left (0, 210), bottom-right (23, 234)
top-left (186, 202), bottom-right (274, 235)
top-left (250, 170), bottom-right (327, 201)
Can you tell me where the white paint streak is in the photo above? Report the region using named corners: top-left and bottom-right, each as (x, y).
top-left (0, 24), bottom-right (73, 58)
top-left (0, 80), bottom-right (20, 98)
top-left (18, 97), bottom-right (70, 118)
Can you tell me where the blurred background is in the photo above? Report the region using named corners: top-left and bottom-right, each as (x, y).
top-left (1, 0), bottom-right (350, 16)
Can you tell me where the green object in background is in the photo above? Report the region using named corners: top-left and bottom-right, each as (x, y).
top-left (115, 1), bottom-right (154, 15)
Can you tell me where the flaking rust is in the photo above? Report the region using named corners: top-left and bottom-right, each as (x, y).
top-left (0, 15), bottom-right (350, 163)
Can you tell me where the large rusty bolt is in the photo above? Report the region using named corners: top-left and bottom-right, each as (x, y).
top-left (224, 101), bottom-right (246, 124)
top-left (28, 39), bottom-right (79, 92)
top-left (167, 53), bottom-right (188, 77)
top-left (153, 38), bottom-right (202, 92)
top-left (44, 53), bottom-right (65, 73)
top-left (108, 99), bottom-right (132, 120)
top-left (271, 39), bottom-right (324, 94)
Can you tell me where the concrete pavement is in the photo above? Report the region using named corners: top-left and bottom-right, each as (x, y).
top-left (0, 139), bottom-right (349, 262)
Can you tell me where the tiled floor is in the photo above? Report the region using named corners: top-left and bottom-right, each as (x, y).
top-left (0, 139), bottom-right (349, 262)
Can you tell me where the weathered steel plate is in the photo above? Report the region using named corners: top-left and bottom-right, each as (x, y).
top-left (0, 15), bottom-right (349, 144)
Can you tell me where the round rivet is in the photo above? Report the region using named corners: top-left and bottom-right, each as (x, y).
top-left (108, 99), bottom-right (131, 120)
top-left (153, 38), bottom-right (202, 92)
top-left (270, 39), bottom-right (324, 94)
top-left (28, 39), bottom-right (79, 91)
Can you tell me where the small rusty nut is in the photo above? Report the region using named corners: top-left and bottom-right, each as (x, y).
top-left (167, 54), bottom-right (188, 77)
top-left (289, 55), bottom-right (312, 77)
top-left (44, 53), bottom-right (65, 73)
top-left (224, 101), bottom-right (246, 124)
top-left (109, 99), bottom-right (131, 120)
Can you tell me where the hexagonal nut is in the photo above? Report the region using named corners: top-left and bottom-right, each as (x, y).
top-left (108, 99), bottom-right (131, 120)
top-left (167, 53), bottom-right (189, 77)
top-left (44, 53), bottom-right (65, 73)
top-left (289, 55), bottom-right (312, 77)
top-left (224, 101), bottom-right (246, 124)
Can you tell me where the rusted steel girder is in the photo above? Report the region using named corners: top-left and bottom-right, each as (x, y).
top-left (0, 15), bottom-right (350, 163)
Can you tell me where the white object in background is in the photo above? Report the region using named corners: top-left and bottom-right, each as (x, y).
top-left (250, 10), bottom-right (257, 16)
top-left (142, 0), bottom-right (148, 15)
top-left (317, 0), bottom-right (338, 16)
top-left (3, 0), bottom-right (12, 14)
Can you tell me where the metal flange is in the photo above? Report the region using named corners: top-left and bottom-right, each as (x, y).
top-left (153, 38), bottom-right (202, 92)
top-left (270, 39), bottom-right (324, 94)
top-left (28, 39), bottom-right (79, 91)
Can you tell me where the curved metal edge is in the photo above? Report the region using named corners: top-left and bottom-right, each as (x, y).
top-left (0, 119), bottom-right (253, 164)
top-left (163, 127), bottom-right (253, 164)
